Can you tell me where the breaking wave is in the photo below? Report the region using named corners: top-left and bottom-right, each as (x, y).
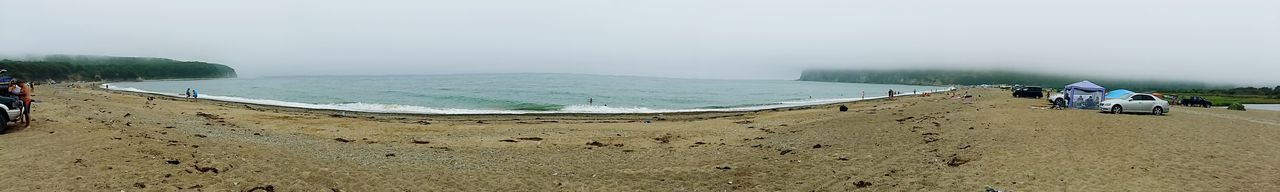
top-left (101, 83), bottom-right (951, 115)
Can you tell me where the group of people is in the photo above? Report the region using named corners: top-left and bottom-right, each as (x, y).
top-left (184, 88), bottom-right (199, 99)
top-left (0, 69), bottom-right (34, 127)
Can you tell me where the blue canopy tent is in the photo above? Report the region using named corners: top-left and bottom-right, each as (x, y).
top-left (1064, 81), bottom-right (1105, 109)
top-left (1105, 89), bottom-right (1134, 100)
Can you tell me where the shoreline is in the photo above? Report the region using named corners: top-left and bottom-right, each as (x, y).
top-left (98, 82), bottom-right (954, 118)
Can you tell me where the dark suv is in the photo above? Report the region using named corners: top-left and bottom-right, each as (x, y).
top-left (1180, 96), bottom-right (1212, 107)
top-left (1012, 86), bottom-right (1044, 98)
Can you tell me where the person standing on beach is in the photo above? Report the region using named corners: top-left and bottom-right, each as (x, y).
top-left (9, 79), bottom-right (31, 127)
top-left (185, 88), bottom-right (192, 98)
top-left (192, 89), bottom-right (199, 99)
top-left (589, 98), bottom-right (593, 105)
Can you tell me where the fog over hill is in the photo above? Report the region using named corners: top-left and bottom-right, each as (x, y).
top-left (2, 1), bottom-right (1277, 85)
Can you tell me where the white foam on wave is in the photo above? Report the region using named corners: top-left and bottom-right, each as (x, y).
top-left (559, 104), bottom-right (659, 113)
top-left (101, 83), bottom-right (955, 115)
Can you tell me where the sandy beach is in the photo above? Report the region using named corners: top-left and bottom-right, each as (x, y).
top-left (1, 83), bottom-right (1278, 191)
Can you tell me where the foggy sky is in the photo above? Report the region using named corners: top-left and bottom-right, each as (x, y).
top-left (2, 0), bottom-right (1278, 86)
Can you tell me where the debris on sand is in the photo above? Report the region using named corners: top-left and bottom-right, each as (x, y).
top-left (411, 140), bottom-right (430, 144)
top-left (246, 185), bottom-right (275, 192)
top-left (134, 182), bottom-right (146, 188)
top-left (586, 141), bottom-right (607, 147)
top-left (517, 137), bottom-right (544, 141)
top-left (714, 165), bottom-right (732, 170)
top-left (653, 134), bottom-right (676, 144)
top-left (839, 105), bottom-right (849, 112)
top-left (812, 144), bottom-right (824, 149)
top-left (853, 180), bottom-right (872, 188)
top-left (165, 159), bottom-right (180, 165)
top-left (779, 149), bottom-right (794, 155)
top-left (195, 112), bottom-right (223, 120)
top-left (123, 113), bottom-right (131, 118)
top-left (985, 186), bottom-right (1005, 192)
top-left (947, 156), bottom-right (970, 167)
top-left (192, 164), bottom-right (220, 174)
top-left (895, 116), bottom-right (914, 122)
top-left (733, 120), bottom-right (753, 124)
top-left (194, 134), bottom-right (208, 138)
top-left (499, 139), bottom-right (518, 143)
top-left (334, 138), bottom-right (354, 143)
top-left (923, 137), bottom-right (939, 143)
top-left (385, 153), bottom-right (396, 157)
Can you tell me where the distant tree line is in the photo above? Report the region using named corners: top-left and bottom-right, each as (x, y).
top-left (0, 55), bottom-right (237, 82)
top-left (798, 69), bottom-right (1228, 91)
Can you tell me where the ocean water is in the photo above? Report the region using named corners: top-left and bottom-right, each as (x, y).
top-left (1245, 104), bottom-right (1280, 111)
top-left (105, 74), bottom-right (948, 114)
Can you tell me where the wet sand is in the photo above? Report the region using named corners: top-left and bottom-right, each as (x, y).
top-left (1, 83), bottom-right (1278, 191)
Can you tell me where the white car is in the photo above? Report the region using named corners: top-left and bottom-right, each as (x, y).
top-left (1099, 93), bottom-right (1170, 115)
top-left (1047, 92), bottom-right (1065, 105)
top-left (0, 97), bottom-right (23, 132)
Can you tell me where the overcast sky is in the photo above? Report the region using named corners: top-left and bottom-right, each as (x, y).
top-left (2, 0), bottom-right (1277, 85)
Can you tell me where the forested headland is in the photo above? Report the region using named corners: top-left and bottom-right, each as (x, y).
top-left (799, 69), bottom-right (1226, 91)
top-left (0, 55), bottom-right (237, 82)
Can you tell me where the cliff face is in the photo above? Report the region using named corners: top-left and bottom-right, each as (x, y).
top-left (0, 55), bottom-right (237, 81)
top-left (799, 69), bottom-right (1223, 91)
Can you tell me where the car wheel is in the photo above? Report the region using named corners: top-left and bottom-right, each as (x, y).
top-left (0, 113), bottom-right (8, 134)
top-left (1111, 106), bottom-right (1122, 114)
top-left (1153, 107), bottom-right (1163, 116)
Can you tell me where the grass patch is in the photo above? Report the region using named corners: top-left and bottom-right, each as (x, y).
top-left (1228, 103), bottom-right (1247, 111)
top-left (1167, 93), bottom-right (1280, 106)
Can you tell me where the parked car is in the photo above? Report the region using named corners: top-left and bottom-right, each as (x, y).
top-left (1180, 96), bottom-right (1212, 108)
top-left (1047, 92), bottom-right (1065, 105)
top-left (1012, 86), bottom-right (1044, 98)
top-left (1100, 93), bottom-right (1170, 115)
top-left (0, 95), bottom-right (24, 133)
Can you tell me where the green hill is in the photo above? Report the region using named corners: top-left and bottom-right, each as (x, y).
top-left (799, 69), bottom-right (1227, 91)
top-left (0, 55), bottom-right (237, 82)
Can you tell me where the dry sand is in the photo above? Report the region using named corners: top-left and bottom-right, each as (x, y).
top-left (1, 84), bottom-right (1278, 191)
